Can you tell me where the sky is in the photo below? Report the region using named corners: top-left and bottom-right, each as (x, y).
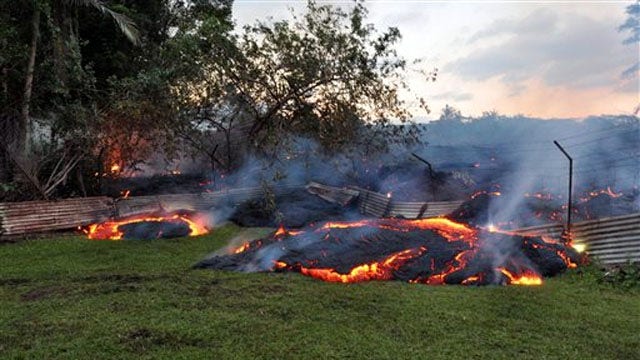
top-left (232, 0), bottom-right (639, 119)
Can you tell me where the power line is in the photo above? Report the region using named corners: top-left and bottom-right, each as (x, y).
top-left (556, 122), bottom-right (639, 142)
top-left (563, 129), bottom-right (640, 148)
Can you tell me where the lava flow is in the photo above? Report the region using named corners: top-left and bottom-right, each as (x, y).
top-left (82, 211), bottom-right (209, 240)
top-left (197, 217), bottom-right (580, 286)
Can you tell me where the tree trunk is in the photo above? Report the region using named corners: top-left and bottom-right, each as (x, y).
top-left (1, 67), bottom-right (7, 100)
top-left (52, 0), bottom-right (72, 89)
top-left (20, 3), bottom-right (40, 157)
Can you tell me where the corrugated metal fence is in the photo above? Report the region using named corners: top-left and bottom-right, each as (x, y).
top-left (0, 197), bottom-right (114, 236)
top-left (512, 213), bottom-right (640, 265)
top-left (1, 184), bottom-right (638, 265)
top-left (348, 186), bottom-right (464, 219)
top-left (0, 184), bottom-right (302, 237)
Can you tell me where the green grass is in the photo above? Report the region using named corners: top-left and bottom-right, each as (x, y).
top-left (1, 225), bottom-right (639, 360)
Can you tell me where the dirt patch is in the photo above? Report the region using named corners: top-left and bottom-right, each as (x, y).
top-left (77, 273), bottom-right (171, 284)
top-left (0, 278), bottom-right (31, 286)
top-left (21, 286), bottom-right (68, 301)
top-left (120, 327), bottom-right (207, 353)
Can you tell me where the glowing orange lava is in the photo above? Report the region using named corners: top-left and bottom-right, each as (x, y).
top-left (233, 217), bottom-right (576, 286)
top-left (579, 186), bottom-right (623, 203)
top-left (274, 225), bottom-right (303, 237)
top-left (280, 248), bottom-right (426, 283)
top-left (319, 218), bottom-right (477, 244)
top-left (234, 242), bottom-right (250, 254)
top-left (498, 268), bottom-right (542, 285)
top-left (83, 212), bottom-right (208, 240)
top-left (471, 190), bottom-right (501, 200)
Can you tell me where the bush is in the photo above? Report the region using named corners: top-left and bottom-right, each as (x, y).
top-left (599, 261), bottom-right (640, 290)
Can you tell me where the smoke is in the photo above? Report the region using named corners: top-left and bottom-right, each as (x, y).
top-left (113, 111), bottom-right (638, 237)
top-left (181, 113), bottom-right (639, 235)
top-left (415, 114), bottom-right (639, 227)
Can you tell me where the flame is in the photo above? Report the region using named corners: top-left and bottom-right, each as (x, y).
top-left (83, 212), bottom-right (208, 240)
top-left (110, 164), bottom-right (121, 173)
top-left (498, 268), bottom-right (542, 285)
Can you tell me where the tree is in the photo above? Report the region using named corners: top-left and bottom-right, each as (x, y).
top-left (439, 105), bottom-right (463, 123)
top-left (0, 0), bottom-right (141, 198)
top-left (18, 0), bottom-right (140, 157)
top-left (168, 0), bottom-right (427, 167)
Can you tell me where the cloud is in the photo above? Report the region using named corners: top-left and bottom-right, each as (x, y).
top-left (467, 8), bottom-right (558, 43)
top-left (447, 9), bottom-right (638, 93)
top-left (431, 91), bottom-right (473, 102)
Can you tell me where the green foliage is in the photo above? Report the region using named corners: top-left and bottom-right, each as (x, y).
top-left (165, 0), bottom-right (429, 167)
top-left (1, 0), bottom-right (432, 198)
top-left (600, 262), bottom-right (640, 290)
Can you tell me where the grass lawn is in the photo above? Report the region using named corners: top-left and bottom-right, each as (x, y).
top-left (1, 224), bottom-right (639, 360)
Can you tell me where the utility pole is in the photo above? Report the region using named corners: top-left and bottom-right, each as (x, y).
top-left (553, 141), bottom-right (573, 240)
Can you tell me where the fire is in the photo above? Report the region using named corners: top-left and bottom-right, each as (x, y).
top-left (110, 163), bottom-right (121, 173)
top-left (498, 268), bottom-right (542, 285)
top-left (83, 212), bottom-right (209, 240)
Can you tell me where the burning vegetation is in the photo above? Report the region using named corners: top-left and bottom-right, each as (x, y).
top-left (195, 217), bottom-right (580, 286)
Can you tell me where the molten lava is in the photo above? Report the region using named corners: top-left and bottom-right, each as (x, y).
top-left (579, 186), bottom-right (623, 203)
top-left (498, 268), bottom-right (542, 285)
top-left (288, 247), bottom-right (426, 283)
top-left (83, 211), bottom-right (209, 240)
top-left (196, 217), bottom-right (581, 286)
top-left (470, 190), bottom-right (501, 200)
